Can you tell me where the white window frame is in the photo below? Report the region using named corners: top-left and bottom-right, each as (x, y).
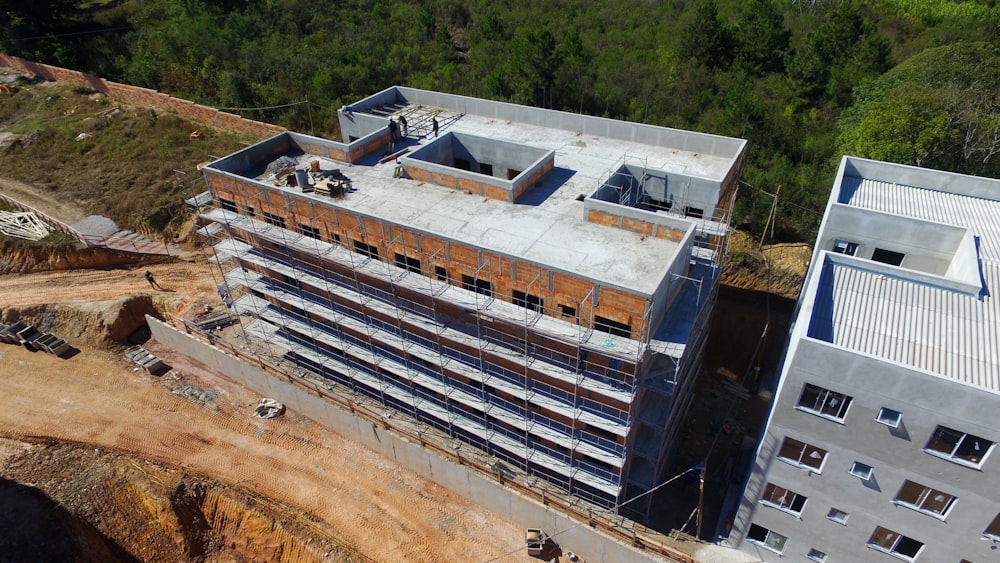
top-left (746, 523), bottom-right (789, 555)
top-left (826, 507), bottom-right (849, 525)
top-left (923, 425), bottom-right (995, 469)
top-left (832, 239), bottom-right (859, 256)
top-left (867, 526), bottom-right (923, 561)
top-left (984, 513), bottom-right (1000, 541)
top-left (759, 482), bottom-right (807, 517)
top-left (875, 407), bottom-right (902, 428)
top-left (806, 548), bottom-right (828, 562)
top-left (849, 461), bottom-right (874, 480)
top-left (893, 480), bottom-right (957, 519)
top-left (776, 437), bottom-right (828, 473)
top-left (795, 383), bottom-right (853, 423)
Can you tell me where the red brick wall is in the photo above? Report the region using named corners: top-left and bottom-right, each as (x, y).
top-left (0, 55), bottom-right (284, 139)
top-left (209, 175), bottom-right (653, 338)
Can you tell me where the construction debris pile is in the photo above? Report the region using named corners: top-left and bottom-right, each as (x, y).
top-left (254, 398), bottom-right (285, 419)
top-left (0, 210), bottom-right (50, 240)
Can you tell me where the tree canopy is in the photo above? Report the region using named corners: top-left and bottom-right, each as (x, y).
top-left (4, 0), bottom-right (1000, 243)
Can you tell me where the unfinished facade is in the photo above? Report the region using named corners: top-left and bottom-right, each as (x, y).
top-left (728, 157), bottom-right (1000, 561)
top-left (200, 87), bottom-right (746, 517)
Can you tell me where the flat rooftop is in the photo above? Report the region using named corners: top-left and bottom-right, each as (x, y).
top-left (208, 89), bottom-right (745, 296)
top-left (806, 158), bottom-right (1000, 391)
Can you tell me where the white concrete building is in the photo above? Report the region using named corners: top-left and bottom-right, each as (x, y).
top-left (727, 156), bottom-right (1000, 562)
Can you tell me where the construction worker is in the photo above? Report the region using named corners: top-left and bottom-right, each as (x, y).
top-left (388, 118), bottom-right (399, 143)
top-left (432, 115), bottom-right (439, 138)
top-left (144, 270), bottom-right (163, 290)
top-left (399, 115), bottom-right (408, 138)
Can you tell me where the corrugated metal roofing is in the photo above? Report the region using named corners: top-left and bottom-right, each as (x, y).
top-left (841, 176), bottom-right (1000, 263)
top-left (812, 176), bottom-right (1000, 390)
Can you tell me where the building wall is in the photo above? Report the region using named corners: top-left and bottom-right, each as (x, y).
top-left (146, 317), bottom-right (667, 563)
top-left (0, 54), bottom-right (284, 138)
top-left (206, 172), bottom-right (653, 337)
top-left (733, 337), bottom-right (1000, 562)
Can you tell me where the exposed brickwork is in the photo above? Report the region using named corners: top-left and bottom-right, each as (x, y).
top-left (0, 54), bottom-right (284, 139)
top-left (209, 172), bottom-right (651, 338)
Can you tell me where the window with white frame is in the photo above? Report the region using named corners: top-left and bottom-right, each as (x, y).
top-left (826, 507), bottom-right (849, 525)
top-left (849, 461), bottom-right (874, 480)
top-left (867, 526), bottom-right (923, 560)
top-left (747, 523), bottom-right (788, 554)
top-left (833, 239), bottom-right (859, 256)
top-left (796, 383), bottom-right (853, 422)
top-left (983, 513), bottom-right (1000, 540)
top-left (924, 425), bottom-right (994, 467)
top-left (760, 482), bottom-right (807, 516)
top-left (876, 407), bottom-right (903, 428)
top-left (777, 437), bottom-right (828, 472)
top-left (894, 480), bottom-right (956, 518)
top-left (807, 548), bottom-right (828, 562)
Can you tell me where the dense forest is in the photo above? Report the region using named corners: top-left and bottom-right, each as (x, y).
top-left (3, 0), bottom-right (1000, 242)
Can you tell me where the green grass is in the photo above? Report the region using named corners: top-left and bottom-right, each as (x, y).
top-left (0, 82), bottom-right (258, 236)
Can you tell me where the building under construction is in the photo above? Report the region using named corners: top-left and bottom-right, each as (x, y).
top-left (200, 87), bottom-right (746, 518)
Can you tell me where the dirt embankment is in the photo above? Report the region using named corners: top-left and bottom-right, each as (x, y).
top-left (0, 243), bottom-right (164, 275)
top-left (721, 230), bottom-right (811, 299)
top-left (0, 439), bottom-right (359, 562)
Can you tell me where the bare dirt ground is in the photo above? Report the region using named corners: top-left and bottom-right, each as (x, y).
top-left (0, 329), bottom-right (533, 562)
top-left (0, 175), bottom-right (87, 225)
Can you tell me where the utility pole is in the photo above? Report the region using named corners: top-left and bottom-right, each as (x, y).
top-left (759, 185), bottom-right (780, 247)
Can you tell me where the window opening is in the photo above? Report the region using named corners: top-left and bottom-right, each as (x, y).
top-left (594, 315), bottom-right (632, 339)
top-left (479, 163), bottom-right (494, 176)
top-left (435, 265), bottom-right (448, 282)
top-left (760, 483), bottom-right (807, 515)
top-left (263, 212), bottom-right (286, 229)
top-left (895, 480), bottom-right (957, 517)
top-left (984, 513), bottom-right (1000, 540)
top-left (872, 248), bottom-right (905, 266)
top-left (849, 461), bottom-right (874, 480)
top-left (826, 507), bottom-right (849, 525)
top-left (876, 407), bottom-right (903, 428)
top-left (777, 437), bottom-right (827, 472)
top-left (867, 526), bottom-right (923, 560)
top-left (746, 523), bottom-right (788, 554)
top-left (462, 274), bottom-right (493, 297)
top-left (507, 169), bottom-right (522, 180)
top-left (683, 206), bottom-right (704, 219)
top-left (394, 253), bottom-right (422, 274)
top-left (796, 383), bottom-right (852, 421)
top-left (353, 240), bottom-right (380, 260)
top-left (925, 425), bottom-right (994, 467)
top-left (218, 198), bottom-right (237, 213)
top-left (298, 224), bottom-right (322, 240)
top-left (833, 239), bottom-right (859, 256)
top-left (806, 548), bottom-right (828, 563)
top-left (560, 304), bottom-right (577, 319)
top-left (454, 158), bottom-right (471, 171)
top-left (512, 290), bottom-right (543, 312)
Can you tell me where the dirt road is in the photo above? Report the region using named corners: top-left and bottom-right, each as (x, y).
top-left (0, 175), bottom-right (87, 225)
top-left (0, 341), bottom-right (533, 562)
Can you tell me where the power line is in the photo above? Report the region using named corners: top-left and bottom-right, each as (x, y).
top-left (210, 100), bottom-right (311, 112)
top-left (14, 26), bottom-right (133, 41)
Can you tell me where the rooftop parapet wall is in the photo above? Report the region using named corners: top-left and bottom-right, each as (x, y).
top-left (0, 54), bottom-right (284, 139)
top-left (346, 87), bottom-right (746, 175)
top-left (842, 156), bottom-right (1000, 202)
top-left (403, 132), bottom-right (555, 203)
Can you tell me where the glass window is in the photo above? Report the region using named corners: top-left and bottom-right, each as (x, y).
top-left (895, 480), bottom-right (957, 517)
top-left (796, 383), bottom-right (852, 421)
top-left (807, 548), bottom-right (828, 562)
top-left (983, 513), bottom-right (1000, 540)
top-left (868, 526), bottom-right (923, 560)
top-left (925, 425), bottom-right (994, 467)
top-left (747, 523), bottom-right (788, 554)
top-left (760, 483), bottom-right (807, 515)
top-left (876, 407), bottom-right (903, 428)
top-left (833, 240), bottom-right (859, 256)
top-left (826, 507), bottom-right (849, 525)
top-left (849, 461), bottom-right (874, 480)
top-left (777, 437), bottom-right (827, 471)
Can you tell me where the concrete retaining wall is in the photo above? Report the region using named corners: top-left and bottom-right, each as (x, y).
top-left (146, 316), bottom-right (668, 562)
